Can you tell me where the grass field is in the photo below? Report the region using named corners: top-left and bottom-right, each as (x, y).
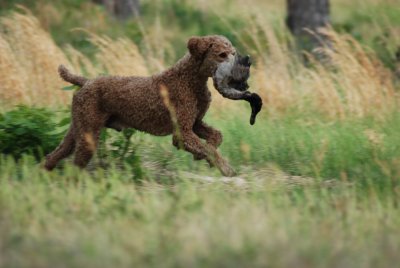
top-left (1, 0), bottom-right (400, 267)
top-left (1, 155), bottom-right (400, 268)
top-left (1, 113), bottom-right (400, 267)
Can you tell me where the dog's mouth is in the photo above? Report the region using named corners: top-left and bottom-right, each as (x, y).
top-left (213, 53), bottom-right (250, 78)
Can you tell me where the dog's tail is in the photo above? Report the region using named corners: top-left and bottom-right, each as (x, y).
top-left (58, 65), bottom-right (88, 86)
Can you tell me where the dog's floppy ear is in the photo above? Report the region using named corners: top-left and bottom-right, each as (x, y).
top-left (188, 36), bottom-right (211, 59)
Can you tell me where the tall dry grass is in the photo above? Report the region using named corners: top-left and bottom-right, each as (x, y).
top-left (0, 10), bottom-right (70, 107)
top-left (224, 12), bottom-right (399, 119)
top-left (246, 26), bottom-right (398, 119)
top-left (0, 10), bottom-right (398, 119)
top-left (0, 10), bottom-right (155, 108)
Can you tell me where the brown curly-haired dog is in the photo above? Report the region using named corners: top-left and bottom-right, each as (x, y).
top-left (44, 35), bottom-right (237, 176)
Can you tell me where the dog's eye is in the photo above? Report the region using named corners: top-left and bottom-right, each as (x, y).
top-left (218, 52), bottom-right (227, 58)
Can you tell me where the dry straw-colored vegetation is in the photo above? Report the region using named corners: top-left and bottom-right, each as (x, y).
top-left (0, 10), bottom-right (70, 107)
top-left (0, 9), bottom-right (154, 108)
top-left (0, 9), bottom-right (398, 119)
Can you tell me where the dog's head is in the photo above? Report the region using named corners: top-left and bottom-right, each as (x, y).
top-left (187, 35), bottom-right (236, 76)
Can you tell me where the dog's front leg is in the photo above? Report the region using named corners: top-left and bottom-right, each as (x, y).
top-left (174, 125), bottom-right (236, 177)
top-left (193, 120), bottom-right (223, 149)
top-left (174, 131), bottom-right (208, 159)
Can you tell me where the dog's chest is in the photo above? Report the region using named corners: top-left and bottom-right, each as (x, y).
top-left (195, 86), bottom-right (211, 117)
top-left (168, 78), bottom-right (211, 118)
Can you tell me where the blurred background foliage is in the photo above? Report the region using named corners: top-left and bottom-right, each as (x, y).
top-left (0, 0), bottom-right (399, 66)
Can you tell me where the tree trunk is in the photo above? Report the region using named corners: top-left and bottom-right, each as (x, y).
top-left (286, 0), bottom-right (330, 51)
top-left (94, 0), bottom-right (140, 20)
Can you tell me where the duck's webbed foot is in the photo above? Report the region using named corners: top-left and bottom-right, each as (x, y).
top-left (216, 86), bottom-right (263, 125)
top-left (243, 92), bottom-right (263, 125)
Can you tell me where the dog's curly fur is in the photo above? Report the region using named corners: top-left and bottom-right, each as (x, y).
top-left (44, 35), bottom-right (237, 176)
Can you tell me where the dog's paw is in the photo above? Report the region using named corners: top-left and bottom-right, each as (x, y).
top-left (212, 155), bottom-right (237, 177)
top-left (220, 163), bottom-right (237, 177)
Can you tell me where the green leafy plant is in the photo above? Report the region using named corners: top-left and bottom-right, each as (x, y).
top-left (0, 106), bottom-right (63, 160)
top-left (99, 128), bottom-right (145, 180)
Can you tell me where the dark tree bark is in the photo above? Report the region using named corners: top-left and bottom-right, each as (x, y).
top-left (286, 0), bottom-right (330, 51)
top-left (93, 0), bottom-right (140, 20)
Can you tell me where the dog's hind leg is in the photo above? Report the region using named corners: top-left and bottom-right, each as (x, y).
top-left (44, 125), bottom-right (76, 170)
top-left (72, 102), bottom-right (108, 169)
top-left (73, 128), bottom-right (102, 168)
